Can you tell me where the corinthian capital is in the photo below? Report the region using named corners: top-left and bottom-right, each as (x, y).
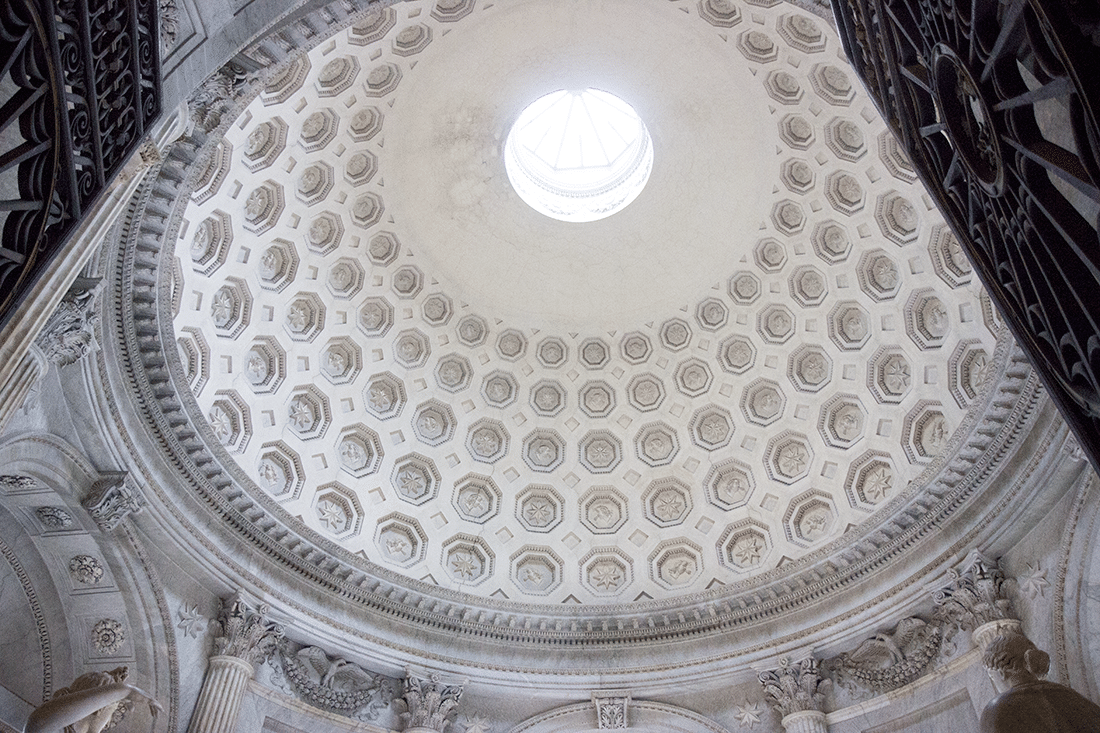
top-left (758, 657), bottom-right (829, 717)
top-left (932, 550), bottom-right (1013, 634)
top-left (211, 593), bottom-right (282, 666)
top-left (395, 668), bottom-right (465, 733)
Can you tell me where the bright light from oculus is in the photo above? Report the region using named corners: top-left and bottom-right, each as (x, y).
top-left (505, 89), bottom-right (653, 223)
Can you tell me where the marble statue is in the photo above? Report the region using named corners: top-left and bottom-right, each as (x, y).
top-left (980, 633), bottom-right (1100, 732)
top-left (24, 667), bottom-right (160, 733)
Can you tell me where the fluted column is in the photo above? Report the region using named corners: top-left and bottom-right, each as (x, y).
top-left (759, 658), bottom-right (829, 733)
top-left (187, 655), bottom-right (254, 733)
top-left (779, 710), bottom-right (827, 733)
top-left (187, 594), bottom-right (282, 733)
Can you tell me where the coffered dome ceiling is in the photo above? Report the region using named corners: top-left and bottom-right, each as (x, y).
top-left (168, 0), bottom-right (1009, 615)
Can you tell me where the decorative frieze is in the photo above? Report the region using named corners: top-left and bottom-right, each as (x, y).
top-left (829, 617), bottom-right (943, 694)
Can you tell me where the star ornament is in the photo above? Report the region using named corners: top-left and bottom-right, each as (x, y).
top-left (733, 701), bottom-right (763, 726)
top-left (1018, 562), bottom-right (1049, 598)
top-left (464, 715), bottom-right (490, 733)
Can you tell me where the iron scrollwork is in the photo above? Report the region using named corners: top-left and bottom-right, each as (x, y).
top-left (0, 0), bottom-right (160, 327)
top-left (834, 0), bottom-right (1100, 470)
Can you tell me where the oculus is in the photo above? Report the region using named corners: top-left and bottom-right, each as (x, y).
top-left (504, 89), bottom-right (653, 222)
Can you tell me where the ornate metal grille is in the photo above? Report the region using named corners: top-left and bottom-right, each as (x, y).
top-left (833, 0), bottom-right (1100, 470)
top-left (0, 0), bottom-right (159, 326)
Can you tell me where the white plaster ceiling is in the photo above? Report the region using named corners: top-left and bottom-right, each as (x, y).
top-left (171, 0), bottom-right (1003, 606)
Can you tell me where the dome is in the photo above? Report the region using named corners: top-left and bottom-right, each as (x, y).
top-left (170, 0), bottom-right (1002, 618)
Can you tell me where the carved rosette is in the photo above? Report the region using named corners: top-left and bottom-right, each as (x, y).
top-left (395, 670), bottom-right (464, 733)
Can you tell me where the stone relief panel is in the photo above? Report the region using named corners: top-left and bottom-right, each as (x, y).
top-left (784, 490), bottom-right (837, 546)
top-left (649, 540), bottom-right (703, 590)
top-left (451, 475), bottom-right (501, 524)
top-left (705, 459), bottom-right (755, 511)
top-left (510, 547), bottom-right (563, 596)
top-left (580, 548), bottom-right (633, 596)
top-left (580, 487), bottom-right (628, 535)
top-left (392, 454), bottom-right (442, 505)
top-left (256, 442), bottom-right (304, 500)
top-left (718, 519), bottom-right (772, 573)
top-left (465, 419), bottom-right (508, 464)
top-left (313, 483), bottom-right (362, 538)
top-left (643, 479), bottom-right (692, 528)
top-left (257, 240), bottom-right (299, 292)
top-left (579, 431), bottom-right (623, 474)
top-left (442, 535), bottom-right (493, 586)
top-left (364, 372), bottom-right (406, 420)
top-left (283, 292), bottom-right (325, 342)
top-left (844, 451), bottom-right (896, 510)
top-left (579, 381), bottom-right (616, 418)
top-left (536, 337), bottom-right (568, 369)
top-left (516, 485), bottom-right (564, 533)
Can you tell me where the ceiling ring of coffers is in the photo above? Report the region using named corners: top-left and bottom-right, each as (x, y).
top-left (105, 0), bottom-right (1045, 650)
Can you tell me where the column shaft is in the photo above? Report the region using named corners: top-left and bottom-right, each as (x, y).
top-left (781, 710), bottom-right (828, 733)
top-left (187, 655), bottom-right (254, 733)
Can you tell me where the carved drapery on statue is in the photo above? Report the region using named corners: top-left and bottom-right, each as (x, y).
top-left (395, 670), bottom-right (464, 733)
top-left (268, 640), bottom-right (394, 722)
top-left (832, 0), bottom-right (1100, 475)
top-left (0, 0), bottom-right (159, 328)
